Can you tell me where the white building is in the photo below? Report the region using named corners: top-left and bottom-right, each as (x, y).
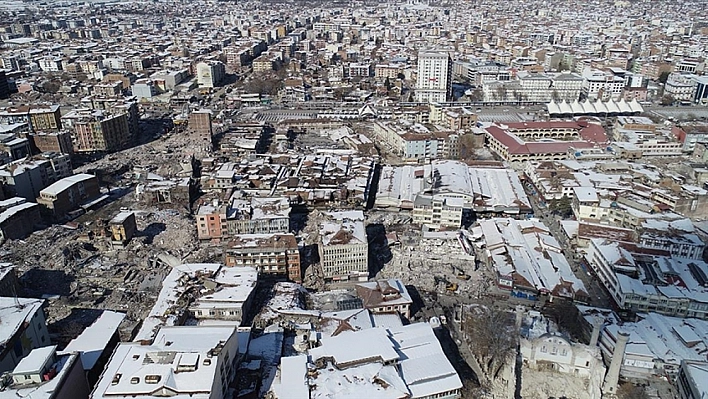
top-left (0, 297), bottom-right (50, 373)
top-left (585, 239), bottom-right (708, 319)
top-left (412, 194), bottom-right (464, 230)
top-left (318, 210), bottom-right (368, 282)
top-left (415, 50), bottom-right (452, 103)
top-left (196, 61), bottom-right (226, 88)
top-left (91, 326), bottom-right (239, 399)
top-left (582, 69), bottom-right (625, 101)
top-left (302, 322), bottom-right (463, 399)
top-left (665, 73), bottom-right (697, 102)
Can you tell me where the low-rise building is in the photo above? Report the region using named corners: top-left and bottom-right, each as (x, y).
top-left (472, 218), bottom-right (588, 302)
top-left (676, 360), bottom-right (708, 399)
top-left (135, 264), bottom-right (257, 341)
top-left (189, 266), bottom-right (258, 324)
top-left (109, 211), bottom-right (136, 248)
top-left (485, 121), bottom-right (608, 164)
top-left (59, 310), bottom-right (125, 387)
top-left (305, 322), bottom-right (462, 398)
top-left (0, 346), bottom-right (90, 399)
top-left (355, 279), bottom-right (412, 319)
top-left (0, 197), bottom-right (41, 241)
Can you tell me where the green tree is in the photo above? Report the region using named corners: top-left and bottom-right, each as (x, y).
top-left (550, 195), bottom-right (573, 218)
top-left (658, 71), bottom-right (670, 84)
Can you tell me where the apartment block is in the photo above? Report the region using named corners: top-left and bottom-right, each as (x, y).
top-left (415, 50), bottom-right (452, 103)
top-left (196, 61), bottom-right (226, 88)
top-left (412, 194), bottom-right (464, 230)
top-left (90, 326), bottom-right (239, 399)
top-left (0, 197), bottom-right (41, 241)
top-left (64, 109), bottom-right (131, 152)
top-left (36, 173), bottom-right (101, 217)
top-left (224, 233), bottom-right (301, 282)
top-left (189, 110), bottom-right (213, 144)
top-left (318, 210), bottom-right (368, 282)
top-left (0, 297), bottom-right (50, 373)
top-left (31, 131), bottom-right (74, 155)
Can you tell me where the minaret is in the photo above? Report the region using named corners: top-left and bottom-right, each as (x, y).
top-left (589, 315), bottom-right (604, 347)
top-left (602, 331), bottom-right (630, 397)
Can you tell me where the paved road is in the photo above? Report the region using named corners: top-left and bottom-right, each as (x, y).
top-left (522, 182), bottom-right (612, 308)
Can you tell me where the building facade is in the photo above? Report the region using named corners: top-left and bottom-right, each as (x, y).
top-left (415, 50), bottom-right (452, 103)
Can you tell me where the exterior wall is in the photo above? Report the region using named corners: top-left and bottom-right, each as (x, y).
top-left (412, 198), bottom-right (463, 229)
top-left (676, 361), bottom-right (708, 399)
top-left (37, 175), bottom-right (101, 217)
top-left (224, 246), bottom-right (300, 280)
top-left (0, 307), bottom-right (50, 373)
top-left (0, 203), bottom-right (41, 240)
top-left (73, 113), bottom-right (130, 152)
top-left (29, 108), bottom-right (62, 131)
top-left (31, 132), bottom-right (74, 155)
top-left (54, 354), bottom-right (91, 399)
top-left (415, 50), bottom-right (452, 103)
top-left (228, 217), bottom-right (289, 235)
top-left (319, 242), bottom-right (368, 281)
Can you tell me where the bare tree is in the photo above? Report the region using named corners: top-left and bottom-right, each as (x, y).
top-left (495, 86), bottom-right (508, 102)
top-left (462, 306), bottom-right (517, 381)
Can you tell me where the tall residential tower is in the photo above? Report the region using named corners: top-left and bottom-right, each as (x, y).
top-left (415, 50), bottom-right (452, 103)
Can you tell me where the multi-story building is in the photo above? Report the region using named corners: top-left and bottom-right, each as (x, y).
top-left (415, 50), bottom-right (452, 104)
top-left (31, 131), bottom-right (74, 155)
top-left (665, 73), bottom-right (697, 102)
top-left (412, 194), bottom-right (464, 230)
top-left (0, 297), bottom-right (50, 373)
top-left (224, 233), bottom-right (301, 282)
top-left (188, 266), bottom-right (258, 323)
top-left (196, 197), bottom-right (290, 241)
top-left (196, 61), bottom-right (226, 88)
top-left (0, 105), bottom-right (62, 132)
top-left (676, 360), bottom-right (708, 399)
top-left (36, 173), bottom-right (101, 217)
top-left (90, 326), bottom-right (240, 399)
top-left (318, 210), bottom-right (368, 282)
top-left (0, 156), bottom-right (71, 201)
top-left (131, 79), bottom-right (157, 99)
top-left (0, 197), bottom-right (41, 241)
top-left (0, 70), bottom-right (9, 99)
top-left (1, 347), bottom-right (89, 399)
top-left (63, 109), bottom-right (131, 152)
top-left (372, 120), bottom-right (461, 161)
top-left (582, 69), bottom-right (625, 101)
top-left (585, 239), bottom-right (708, 319)
top-left (189, 110), bottom-right (213, 144)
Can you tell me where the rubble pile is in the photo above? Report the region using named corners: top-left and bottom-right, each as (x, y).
top-left (4, 201), bottom-right (197, 340)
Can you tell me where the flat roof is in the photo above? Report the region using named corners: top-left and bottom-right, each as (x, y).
top-left (0, 297), bottom-right (44, 345)
top-left (40, 173), bottom-right (96, 197)
top-left (59, 310), bottom-right (126, 370)
top-left (12, 346), bottom-right (56, 375)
